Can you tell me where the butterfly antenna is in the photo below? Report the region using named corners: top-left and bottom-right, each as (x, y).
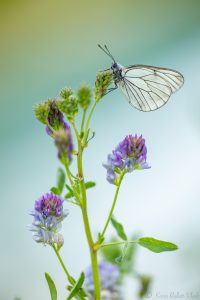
top-left (104, 45), bottom-right (116, 63)
top-left (98, 44), bottom-right (116, 63)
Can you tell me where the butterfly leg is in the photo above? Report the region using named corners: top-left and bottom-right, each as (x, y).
top-left (105, 82), bottom-right (118, 95)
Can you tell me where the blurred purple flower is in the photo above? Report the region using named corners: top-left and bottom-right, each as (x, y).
top-left (28, 192), bottom-right (68, 246)
top-left (103, 135), bottom-right (150, 184)
top-left (84, 262), bottom-right (122, 299)
top-left (54, 127), bottom-right (73, 161)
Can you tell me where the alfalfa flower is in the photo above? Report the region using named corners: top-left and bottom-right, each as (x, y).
top-left (34, 99), bottom-right (68, 135)
top-left (94, 71), bottom-right (113, 102)
top-left (54, 127), bottom-right (73, 162)
top-left (84, 262), bottom-right (122, 299)
top-left (103, 134), bottom-right (150, 184)
top-left (28, 192), bottom-right (68, 247)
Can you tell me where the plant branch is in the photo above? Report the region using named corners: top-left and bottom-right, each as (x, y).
top-left (101, 172), bottom-right (125, 239)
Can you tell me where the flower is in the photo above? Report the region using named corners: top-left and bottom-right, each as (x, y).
top-left (84, 262), bottom-right (122, 299)
top-left (103, 135), bottom-right (150, 184)
top-left (34, 99), bottom-right (69, 135)
top-left (28, 192), bottom-right (68, 247)
top-left (94, 71), bottom-right (113, 102)
top-left (54, 127), bottom-right (73, 162)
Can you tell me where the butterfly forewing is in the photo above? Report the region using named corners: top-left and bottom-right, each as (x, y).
top-left (117, 65), bottom-right (184, 112)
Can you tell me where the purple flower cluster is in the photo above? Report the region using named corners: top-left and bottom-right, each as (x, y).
top-left (28, 192), bottom-right (68, 246)
top-left (45, 103), bottom-right (73, 162)
top-left (84, 262), bottom-right (122, 299)
top-left (103, 135), bottom-right (150, 184)
top-left (46, 100), bottom-right (67, 134)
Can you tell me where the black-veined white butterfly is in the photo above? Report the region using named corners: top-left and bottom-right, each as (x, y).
top-left (98, 44), bottom-right (184, 112)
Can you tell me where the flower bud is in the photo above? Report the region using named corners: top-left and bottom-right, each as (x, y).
top-left (94, 71), bottom-right (113, 102)
top-left (34, 101), bottom-right (50, 124)
top-left (47, 100), bottom-right (66, 130)
top-left (57, 92), bottom-right (78, 122)
top-left (54, 233), bottom-right (64, 251)
top-left (77, 85), bottom-right (91, 110)
top-left (60, 87), bottom-right (73, 100)
top-left (54, 128), bottom-right (73, 162)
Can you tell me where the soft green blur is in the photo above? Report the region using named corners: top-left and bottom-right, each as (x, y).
top-left (1, 1), bottom-right (200, 299)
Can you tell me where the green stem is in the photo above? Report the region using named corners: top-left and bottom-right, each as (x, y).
top-left (52, 245), bottom-right (86, 300)
top-left (100, 240), bottom-right (137, 249)
top-left (63, 160), bottom-right (82, 204)
top-left (81, 109), bottom-right (86, 133)
top-left (75, 121), bottom-right (101, 299)
top-left (81, 207), bottom-right (101, 299)
top-left (101, 172), bottom-right (125, 238)
top-left (82, 101), bottom-right (97, 146)
top-left (52, 244), bottom-right (74, 285)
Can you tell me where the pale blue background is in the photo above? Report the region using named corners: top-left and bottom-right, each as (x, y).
top-left (0, 1), bottom-right (200, 299)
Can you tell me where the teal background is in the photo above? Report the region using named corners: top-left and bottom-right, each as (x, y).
top-left (0, 0), bottom-right (200, 299)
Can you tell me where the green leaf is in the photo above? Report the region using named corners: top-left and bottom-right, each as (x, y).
top-left (111, 216), bottom-right (127, 241)
top-left (85, 181), bottom-right (96, 189)
top-left (51, 187), bottom-right (61, 195)
top-left (138, 237), bottom-right (178, 253)
top-left (65, 184), bottom-right (74, 199)
top-left (45, 272), bottom-right (57, 300)
top-left (57, 168), bottom-right (65, 193)
top-left (66, 272), bottom-right (85, 300)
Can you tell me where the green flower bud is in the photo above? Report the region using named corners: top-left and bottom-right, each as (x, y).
top-left (57, 94), bottom-right (78, 122)
top-left (77, 85), bottom-right (91, 110)
top-left (94, 70), bottom-right (113, 102)
top-left (33, 100), bottom-right (51, 124)
top-left (60, 87), bottom-right (73, 100)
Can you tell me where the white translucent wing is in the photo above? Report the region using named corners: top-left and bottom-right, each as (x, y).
top-left (117, 65), bottom-right (184, 112)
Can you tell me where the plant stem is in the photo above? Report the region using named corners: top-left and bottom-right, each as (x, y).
top-left (81, 207), bottom-right (101, 300)
top-left (82, 101), bottom-right (97, 146)
top-left (63, 160), bottom-right (82, 204)
top-left (101, 172), bottom-right (125, 238)
top-left (99, 240), bottom-right (137, 249)
top-left (81, 109), bottom-right (86, 133)
top-left (52, 244), bottom-right (74, 285)
top-left (75, 112), bottom-right (101, 299)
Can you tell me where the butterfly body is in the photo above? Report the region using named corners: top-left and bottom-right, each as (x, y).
top-left (111, 62), bottom-right (124, 84)
top-left (98, 44), bottom-right (184, 112)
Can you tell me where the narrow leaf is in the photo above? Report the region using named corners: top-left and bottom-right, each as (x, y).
top-left (85, 181), bottom-right (96, 189)
top-left (138, 237), bottom-right (178, 253)
top-left (45, 272), bottom-right (57, 300)
top-left (57, 168), bottom-right (65, 193)
top-left (66, 272), bottom-right (85, 300)
top-left (65, 184), bottom-right (74, 199)
top-left (51, 187), bottom-right (61, 195)
top-left (111, 216), bottom-right (127, 241)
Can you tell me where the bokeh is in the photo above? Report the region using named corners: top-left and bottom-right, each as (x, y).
top-left (0, 0), bottom-right (200, 299)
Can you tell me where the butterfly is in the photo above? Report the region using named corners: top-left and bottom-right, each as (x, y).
top-left (98, 44), bottom-right (184, 112)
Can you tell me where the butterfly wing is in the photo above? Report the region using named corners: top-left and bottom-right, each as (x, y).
top-left (117, 65), bottom-right (184, 112)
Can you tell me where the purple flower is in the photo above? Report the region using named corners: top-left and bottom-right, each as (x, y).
top-left (54, 127), bottom-right (73, 161)
top-left (84, 262), bottom-right (122, 299)
top-left (45, 100), bottom-right (70, 136)
top-left (103, 135), bottom-right (150, 184)
top-left (28, 192), bottom-right (68, 246)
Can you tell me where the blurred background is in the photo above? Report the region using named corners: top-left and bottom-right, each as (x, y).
top-left (0, 0), bottom-right (200, 299)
